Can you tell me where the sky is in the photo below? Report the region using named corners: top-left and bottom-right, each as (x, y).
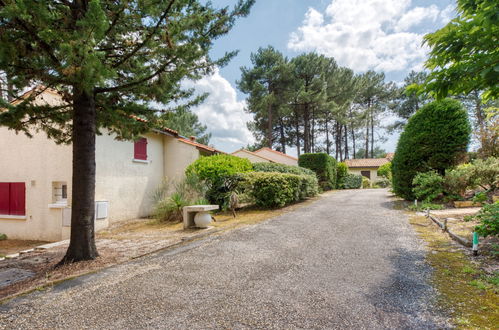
top-left (188, 0), bottom-right (457, 155)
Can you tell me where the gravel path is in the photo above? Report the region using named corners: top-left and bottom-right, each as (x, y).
top-left (0, 189), bottom-right (449, 329)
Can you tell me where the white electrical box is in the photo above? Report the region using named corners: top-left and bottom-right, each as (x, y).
top-left (95, 201), bottom-right (109, 220)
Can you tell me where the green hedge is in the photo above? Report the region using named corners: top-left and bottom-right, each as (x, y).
top-left (343, 173), bottom-right (362, 189)
top-left (298, 153), bottom-right (337, 190)
top-left (243, 171), bottom-right (318, 208)
top-left (392, 99), bottom-right (471, 200)
top-left (377, 162), bottom-right (392, 179)
top-left (336, 162), bottom-right (348, 189)
top-left (253, 162), bottom-right (316, 177)
top-left (186, 154), bottom-right (252, 184)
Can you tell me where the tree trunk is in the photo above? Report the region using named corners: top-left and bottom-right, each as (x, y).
top-left (279, 118), bottom-right (286, 153)
top-left (338, 123), bottom-right (343, 161)
top-left (60, 88), bottom-right (98, 263)
top-left (295, 112), bottom-right (301, 157)
top-left (267, 103), bottom-right (273, 148)
top-left (344, 124), bottom-right (349, 160)
top-left (303, 105), bottom-right (310, 153)
top-left (370, 114), bottom-right (374, 158)
top-left (325, 118), bottom-right (330, 155)
top-left (352, 126), bottom-right (356, 159)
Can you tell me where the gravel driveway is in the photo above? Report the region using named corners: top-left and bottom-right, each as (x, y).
top-left (0, 189), bottom-right (449, 329)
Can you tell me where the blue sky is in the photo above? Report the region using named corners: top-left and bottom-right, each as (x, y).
top-left (190, 0), bottom-right (456, 155)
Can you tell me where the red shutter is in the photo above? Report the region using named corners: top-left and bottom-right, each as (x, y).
top-left (9, 183), bottom-right (26, 216)
top-left (0, 183), bottom-right (9, 215)
top-left (134, 138), bottom-right (148, 160)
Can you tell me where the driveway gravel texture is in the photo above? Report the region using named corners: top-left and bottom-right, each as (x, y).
top-left (0, 189), bottom-right (449, 329)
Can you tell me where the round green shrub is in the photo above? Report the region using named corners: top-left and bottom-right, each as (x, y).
top-left (186, 154), bottom-right (252, 184)
top-left (362, 176), bottom-right (371, 189)
top-left (343, 173), bottom-right (362, 189)
top-left (336, 162), bottom-right (348, 189)
top-left (392, 99), bottom-right (471, 200)
top-left (298, 153), bottom-right (337, 190)
top-left (412, 171), bottom-right (445, 202)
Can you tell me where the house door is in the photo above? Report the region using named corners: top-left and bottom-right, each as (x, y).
top-left (360, 171), bottom-right (371, 179)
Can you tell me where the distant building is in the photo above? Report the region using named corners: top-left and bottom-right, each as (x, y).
top-left (232, 147), bottom-right (298, 166)
top-left (345, 157), bottom-right (391, 181)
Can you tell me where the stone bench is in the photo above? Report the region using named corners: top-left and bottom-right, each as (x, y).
top-left (183, 205), bottom-right (219, 229)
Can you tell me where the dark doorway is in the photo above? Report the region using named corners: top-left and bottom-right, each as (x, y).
top-left (360, 171), bottom-right (371, 179)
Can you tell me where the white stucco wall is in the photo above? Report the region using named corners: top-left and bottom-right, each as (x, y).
top-left (163, 137), bottom-right (201, 181)
top-left (0, 128), bottom-right (73, 241)
top-left (232, 150), bottom-right (271, 164)
top-left (95, 131), bottom-right (165, 222)
top-left (254, 149), bottom-right (298, 166)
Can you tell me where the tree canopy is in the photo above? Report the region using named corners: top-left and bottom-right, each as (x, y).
top-left (424, 0), bottom-right (499, 100)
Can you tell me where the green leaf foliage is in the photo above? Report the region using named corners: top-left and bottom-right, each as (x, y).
top-left (252, 162), bottom-right (315, 177)
top-left (472, 202), bottom-right (499, 238)
top-left (298, 153), bottom-right (337, 190)
top-left (424, 0), bottom-right (499, 100)
top-left (412, 171), bottom-right (445, 203)
top-left (392, 99), bottom-right (471, 200)
top-left (377, 162), bottom-right (392, 179)
top-left (185, 154), bottom-right (253, 184)
top-left (343, 173), bottom-right (362, 189)
top-left (243, 171), bottom-right (318, 208)
top-left (336, 162), bottom-right (348, 189)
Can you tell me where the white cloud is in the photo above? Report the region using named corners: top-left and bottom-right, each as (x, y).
top-left (439, 4), bottom-right (456, 24)
top-left (185, 69), bottom-right (254, 153)
top-left (288, 0), bottom-right (452, 73)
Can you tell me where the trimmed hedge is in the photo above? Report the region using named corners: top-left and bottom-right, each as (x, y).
top-left (343, 173), bottom-right (362, 189)
top-left (336, 162), bottom-right (348, 189)
top-left (186, 154), bottom-right (252, 184)
top-left (243, 171), bottom-right (318, 208)
top-left (392, 99), bottom-right (471, 200)
top-left (253, 162), bottom-right (316, 177)
top-left (298, 153), bottom-right (337, 190)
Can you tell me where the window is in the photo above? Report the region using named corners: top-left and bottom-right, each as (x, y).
top-left (52, 182), bottom-right (68, 204)
top-left (134, 138), bottom-right (148, 161)
top-left (0, 182), bottom-right (26, 216)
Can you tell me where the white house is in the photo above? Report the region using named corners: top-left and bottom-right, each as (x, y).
top-left (0, 89), bottom-right (221, 241)
top-left (344, 157), bottom-right (391, 181)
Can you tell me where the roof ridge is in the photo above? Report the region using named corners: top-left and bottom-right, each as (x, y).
top-left (255, 147), bottom-right (298, 160)
top-left (232, 149), bottom-right (276, 162)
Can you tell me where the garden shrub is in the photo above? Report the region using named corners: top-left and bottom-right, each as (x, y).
top-left (343, 173), bottom-right (362, 189)
top-left (468, 157), bottom-right (499, 191)
top-left (298, 153), bottom-right (337, 190)
top-left (206, 173), bottom-right (247, 210)
top-left (0, 233), bottom-right (7, 241)
top-left (408, 202), bottom-right (445, 211)
top-left (374, 177), bottom-right (391, 188)
top-left (362, 176), bottom-right (371, 189)
top-left (243, 171), bottom-right (318, 208)
top-left (412, 171), bottom-right (445, 202)
top-left (444, 164), bottom-right (474, 199)
top-left (336, 162), bottom-right (348, 189)
top-left (185, 154), bottom-right (252, 184)
top-left (252, 162), bottom-right (315, 177)
top-left (377, 162), bottom-right (392, 179)
top-left (392, 99), bottom-right (471, 200)
top-left (468, 201), bottom-right (499, 238)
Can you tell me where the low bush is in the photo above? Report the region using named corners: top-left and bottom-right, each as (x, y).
top-left (444, 164), bottom-right (474, 199)
top-left (336, 162), bottom-right (348, 189)
top-left (0, 233), bottom-right (7, 241)
top-left (412, 171), bottom-right (445, 202)
top-left (469, 157), bottom-right (499, 191)
top-left (362, 176), bottom-right (371, 189)
top-left (206, 173), bottom-right (247, 210)
top-left (298, 153), bottom-right (337, 190)
top-left (252, 162), bottom-right (315, 177)
top-left (343, 173), bottom-right (362, 189)
top-left (467, 202), bottom-right (499, 238)
top-left (408, 202), bottom-right (445, 211)
top-left (185, 154), bottom-right (252, 184)
top-left (243, 171), bottom-right (318, 208)
top-left (153, 175), bottom-right (209, 222)
top-left (374, 177), bottom-right (391, 188)
top-left (377, 162), bottom-right (392, 179)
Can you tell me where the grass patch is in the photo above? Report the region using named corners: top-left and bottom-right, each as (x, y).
top-left (409, 215), bottom-right (499, 329)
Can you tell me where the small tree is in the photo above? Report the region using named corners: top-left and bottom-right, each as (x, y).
top-left (392, 99), bottom-right (471, 200)
top-left (0, 0), bottom-right (254, 263)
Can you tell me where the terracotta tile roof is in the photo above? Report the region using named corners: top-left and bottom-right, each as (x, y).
top-left (254, 147), bottom-right (298, 161)
top-left (177, 137), bottom-right (223, 154)
top-left (344, 158), bottom-right (390, 168)
top-left (232, 149), bottom-right (276, 162)
top-left (385, 152), bottom-right (395, 160)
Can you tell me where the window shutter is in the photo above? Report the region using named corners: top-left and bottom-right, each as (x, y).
top-left (134, 138), bottom-right (148, 160)
top-left (9, 182), bottom-right (26, 216)
top-left (0, 183), bottom-right (9, 214)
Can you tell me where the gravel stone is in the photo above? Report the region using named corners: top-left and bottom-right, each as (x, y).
top-left (0, 189), bottom-right (449, 329)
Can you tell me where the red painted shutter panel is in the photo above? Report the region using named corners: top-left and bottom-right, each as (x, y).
top-left (0, 183), bottom-right (9, 214)
top-left (134, 138), bottom-right (148, 160)
top-left (9, 182), bottom-right (26, 216)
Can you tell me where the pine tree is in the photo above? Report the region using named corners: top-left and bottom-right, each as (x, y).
top-left (0, 0), bottom-right (253, 263)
